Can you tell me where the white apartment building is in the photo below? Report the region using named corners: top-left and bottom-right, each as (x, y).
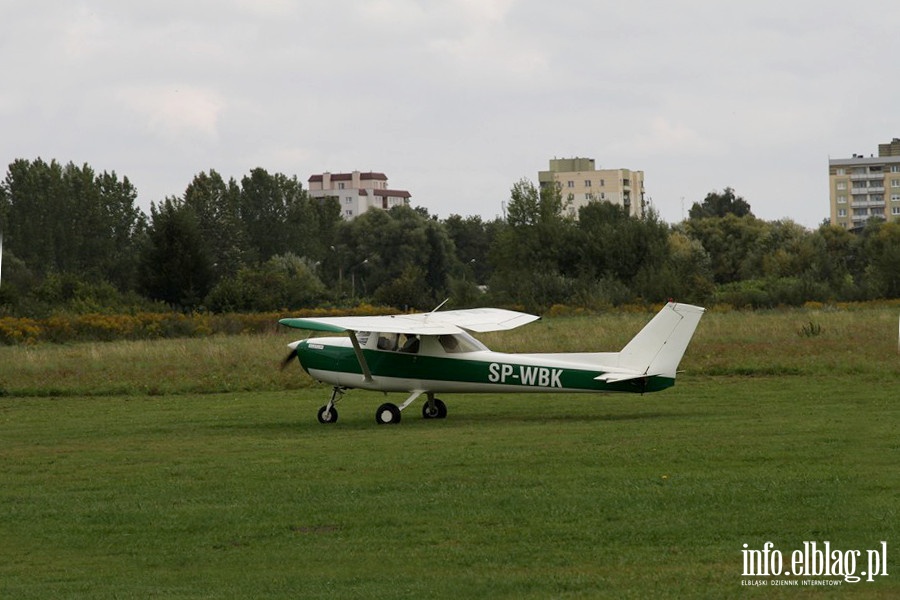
top-left (307, 171), bottom-right (411, 219)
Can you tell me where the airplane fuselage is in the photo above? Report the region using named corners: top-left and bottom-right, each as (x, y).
top-left (295, 337), bottom-right (673, 395)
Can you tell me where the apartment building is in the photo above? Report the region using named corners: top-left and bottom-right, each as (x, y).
top-left (307, 171), bottom-right (411, 219)
top-left (537, 157), bottom-right (645, 218)
top-left (829, 139), bottom-right (900, 229)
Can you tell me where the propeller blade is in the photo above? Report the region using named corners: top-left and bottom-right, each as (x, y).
top-left (280, 348), bottom-right (298, 370)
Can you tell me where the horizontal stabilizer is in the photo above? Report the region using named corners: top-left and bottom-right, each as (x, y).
top-left (594, 370), bottom-right (657, 384)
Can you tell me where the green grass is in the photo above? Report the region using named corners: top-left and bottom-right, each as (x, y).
top-left (0, 306), bottom-right (898, 598)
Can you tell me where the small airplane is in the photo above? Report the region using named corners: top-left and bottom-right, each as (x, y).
top-left (279, 302), bottom-right (705, 425)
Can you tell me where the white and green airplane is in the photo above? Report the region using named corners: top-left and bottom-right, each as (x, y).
top-left (279, 301), bottom-right (705, 425)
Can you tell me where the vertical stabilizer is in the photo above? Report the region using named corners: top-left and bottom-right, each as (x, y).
top-left (618, 302), bottom-right (705, 378)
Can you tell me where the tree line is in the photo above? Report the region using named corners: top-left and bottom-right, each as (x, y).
top-left (1, 158), bottom-right (898, 318)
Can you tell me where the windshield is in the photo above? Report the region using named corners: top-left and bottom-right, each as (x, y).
top-left (438, 331), bottom-right (488, 353)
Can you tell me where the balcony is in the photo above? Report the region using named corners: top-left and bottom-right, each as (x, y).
top-left (852, 200), bottom-right (886, 208)
top-left (852, 185), bottom-right (884, 194)
top-left (850, 172), bottom-right (885, 180)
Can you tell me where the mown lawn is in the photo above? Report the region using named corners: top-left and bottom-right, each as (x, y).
top-left (0, 306), bottom-right (897, 598)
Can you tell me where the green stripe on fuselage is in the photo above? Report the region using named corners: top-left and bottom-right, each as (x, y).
top-left (296, 340), bottom-right (674, 394)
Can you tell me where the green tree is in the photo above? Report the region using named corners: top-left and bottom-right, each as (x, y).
top-left (238, 168), bottom-right (305, 261)
top-left (1, 159), bottom-right (145, 293)
top-left (575, 203), bottom-right (673, 303)
top-left (1, 158), bottom-right (66, 273)
top-left (183, 170), bottom-right (252, 282)
top-left (205, 253), bottom-right (326, 312)
top-left (859, 220), bottom-right (900, 298)
top-left (683, 214), bottom-right (768, 284)
top-left (285, 191), bottom-right (342, 262)
top-left (807, 224), bottom-right (858, 299)
top-left (488, 179), bottom-right (577, 310)
top-left (689, 187), bottom-right (753, 219)
top-left (443, 214), bottom-right (497, 284)
top-left (333, 205), bottom-right (458, 308)
top-left (137, 198), bottom-right (214, 310)
top-left (655, 230), bottom-right (715, 303)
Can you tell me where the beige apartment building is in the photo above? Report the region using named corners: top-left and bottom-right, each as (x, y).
top-left (307, 171), bottom-right (411, 219)
top-left (538, 157), bottom-right (645, 218)
top-left (829, 138), bottom-right (900, 229)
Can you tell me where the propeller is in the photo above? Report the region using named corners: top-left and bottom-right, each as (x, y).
top-left (280, 339), bottom-right (305, 370)
top-left (280, 347), bottom-right (298, 370)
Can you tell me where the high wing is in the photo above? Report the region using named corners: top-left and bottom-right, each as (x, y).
top-left (279, 307), bottom-right (539, 335)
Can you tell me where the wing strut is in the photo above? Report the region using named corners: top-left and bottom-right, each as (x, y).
top-left (348, 330), bottom-right (373, 382)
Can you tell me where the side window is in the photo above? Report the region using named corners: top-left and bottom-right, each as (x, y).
top-left (399, 333), bottom-right (420, 353)
top-left (377, 333), bottom-right (398, 351)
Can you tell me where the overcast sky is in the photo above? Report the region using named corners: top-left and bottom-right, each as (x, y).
top-left (3, 0), bottom-right (899, 228)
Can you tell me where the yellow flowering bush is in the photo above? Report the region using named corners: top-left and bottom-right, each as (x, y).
top-left (0, 305), bottom-right (401, 345)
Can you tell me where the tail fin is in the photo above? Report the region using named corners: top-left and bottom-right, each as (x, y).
top-left (616, 302), bottom-right (705, 380)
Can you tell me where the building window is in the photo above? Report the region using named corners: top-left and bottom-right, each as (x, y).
top-left (837, 195), bottom-right (847, 204)
top-left (892, 195), bottom-right (900, 202)
top-left (584, 180), bottom-right (592, 187)
top-left (567, 181), bottom-right (574, 188)
top-left (338, 182), bottom-right (345, 189)
top-left (836, 181), bottom-right (847, 190)
top-left (599, 179), bottom-right (605, 186)
top-left (836, 168), bottom-right (845, 175)
top-left (892, 165), bottom-right (900, 172)
top-left (838, 209), bottom-right (847, 217)
top-left (893, 206), bottom-right (900, 215)
top-left (345, 209), bottom-right (353, 216)
top-left (585, 193), bottom-right (593, 200)
top-left (892, 179), bottom-right (900, 188)
top-left (345, 197), bottom-right (353, 204)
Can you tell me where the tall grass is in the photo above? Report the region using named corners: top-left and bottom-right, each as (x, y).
top-left (0, 333), bottom-right (307, 397)
top-left (2, 305), bottom-right (897, 397)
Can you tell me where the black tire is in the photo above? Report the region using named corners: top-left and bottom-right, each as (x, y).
top-left (376, 403), bottom-right (401, 425)
top-left (422, 397), bottom-right (448, 419)
top-left (317, 405), bottom-right (338, 424)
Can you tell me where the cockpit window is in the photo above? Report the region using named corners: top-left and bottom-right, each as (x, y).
top-left (439, 332), bottom-right (487, 353)
top-left (376, 333), bottom-right (398, 351)
top-left (399, 333), bottom-right (420, 353)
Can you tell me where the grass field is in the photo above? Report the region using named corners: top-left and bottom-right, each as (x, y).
top-left (1, 306), bottom-right (898, 598)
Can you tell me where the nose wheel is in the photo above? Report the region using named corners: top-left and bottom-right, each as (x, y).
top-left (317, 386), bottom-right (344, 424)
top-left (317, 405), bottom-right (338, 423)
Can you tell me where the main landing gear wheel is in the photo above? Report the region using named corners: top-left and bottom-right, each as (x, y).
top-left (376, 403), bottom-right (401, 425)
top-left (422, 397), bottom-right (448, 419)
top-left (317, 405), bottom-right (338, 424)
